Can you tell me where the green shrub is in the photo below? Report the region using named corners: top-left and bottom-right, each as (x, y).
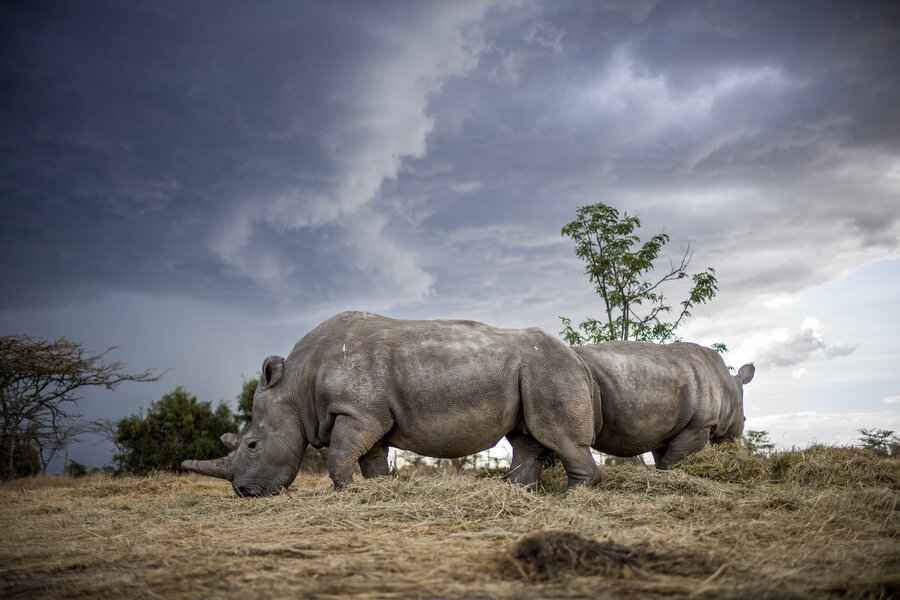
top-left (65, 460), bottom-right (88, 477)
top-left (115, 387), bottom-right (238, 474)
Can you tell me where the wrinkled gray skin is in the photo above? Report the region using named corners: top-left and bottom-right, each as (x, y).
top-left (573, 342), bottom-right (755, 470)
top-left (182, 311), bottom-right (601, 495)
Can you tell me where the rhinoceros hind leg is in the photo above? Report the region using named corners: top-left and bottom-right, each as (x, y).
top-left (358, 442), bottom-right (389, 479)
top-left (328, 415), bottom-right (391, 491)
top-left (558, 444), bottom-right (602, 489)
top-left (507, 431), bottom-right (554, 491)
top-left (517, 363), bottom-right (601, 489)
top-left (656, 427), bottom-right (711, 470)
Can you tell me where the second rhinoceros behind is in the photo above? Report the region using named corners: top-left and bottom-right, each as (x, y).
top-left (573, 341), bottom-right (755, 470)
top-left (182, 311), bottom-right (602, 495)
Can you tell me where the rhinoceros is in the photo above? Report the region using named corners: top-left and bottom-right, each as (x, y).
top-left (182, 311), bottom-right (601, 495)
top-left (572, 342), bottom-right (754, 470)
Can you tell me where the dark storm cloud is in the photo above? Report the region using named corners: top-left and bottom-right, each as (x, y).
top-left (1, 0), bottom-right (898, 320)
top-left (381, 0), bottom-right (900, 316)
top-left (1, 1), bottom-right (335, 307)
top-left (0, 0), bottom-right (492, 310)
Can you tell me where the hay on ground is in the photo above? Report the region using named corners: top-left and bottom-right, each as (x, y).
top-left (1, 444), bottom-right (898, 599)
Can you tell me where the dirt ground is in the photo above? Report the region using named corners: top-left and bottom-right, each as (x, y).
top-left (1, 445), bottom-right (898, 599)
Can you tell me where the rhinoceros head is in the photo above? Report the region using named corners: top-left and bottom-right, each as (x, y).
top-left (712, 363), bottom-right (755, 443)
top-left (181, 355), bottom-right (306, 497)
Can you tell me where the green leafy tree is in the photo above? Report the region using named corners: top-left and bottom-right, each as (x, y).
top-left (560, 203), bottom-right (720, 345)
top-left (1, 334), bottom-right (163, 479)
top-left (858, 428), bottom-right (898, 457)
top-left (65, 459), bottom-right (88, 477)
top-left (115, 387), bottom-right (238, 474)
top-left (237, 377), bottom-right (257, 431)
top-left (742, 429), bottom-right (776, 458)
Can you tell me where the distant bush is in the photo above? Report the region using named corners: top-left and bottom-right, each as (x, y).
top-left (115, 387), bottom-right (238, 474)
top-left (236, 377), bottom-right (257, 431)
top-left (65, 460), bottom-right (88, 477)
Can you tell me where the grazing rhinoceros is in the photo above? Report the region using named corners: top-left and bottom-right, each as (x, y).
top-left (572, 342), bottom-right (754, 470)
top-left (182, 311), bottom-right (601, 495)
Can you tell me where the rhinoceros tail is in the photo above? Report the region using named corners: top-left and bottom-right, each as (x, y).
top-left (737, 363), bottom-right (755, 385)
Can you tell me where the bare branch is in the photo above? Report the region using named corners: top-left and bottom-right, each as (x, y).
top-left (1, 335), bottom-right (166, 478)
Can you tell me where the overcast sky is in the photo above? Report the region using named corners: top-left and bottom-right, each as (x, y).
top-left (2, 0), bottom-right (899, 470)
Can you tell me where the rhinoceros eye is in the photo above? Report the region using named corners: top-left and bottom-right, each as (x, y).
top-left (247, 440), bottom-right (259, 450)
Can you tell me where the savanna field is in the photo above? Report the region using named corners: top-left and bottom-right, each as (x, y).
top-left (1, 444), bottom-right (898, 600)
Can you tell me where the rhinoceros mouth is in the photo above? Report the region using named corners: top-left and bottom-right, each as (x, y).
top-left (232, 476), bottom-right (284, 497)
top-left (234, 484), bottom-right (268, 497)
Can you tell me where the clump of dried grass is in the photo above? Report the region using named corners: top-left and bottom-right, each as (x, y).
top-left (675, 442), bottom-right (768, 484)
top-left (509, 530), bottom-right (646, 581)
top-left (537, 458), bottom-right (569, 494)
top-left (771, 445), bottom-right (900, 489)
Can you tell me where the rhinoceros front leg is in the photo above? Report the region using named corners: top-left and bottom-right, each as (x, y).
top-left (358, 442), bottom-right (389, 479)
top-left (327, 415), bottom-right (390, 491)
top-left (655, 427), bottom-right (711, 470)
top-left (507, 431), bottom-right (554, 491)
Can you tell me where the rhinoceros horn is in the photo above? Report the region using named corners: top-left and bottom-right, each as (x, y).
top-left (181, 456), bottom-right (231, 480)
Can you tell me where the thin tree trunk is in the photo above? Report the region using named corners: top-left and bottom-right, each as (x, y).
top-left (39, 446), bottom-right (50, 474)
top-left (7, 435), bottom-right (14, 477)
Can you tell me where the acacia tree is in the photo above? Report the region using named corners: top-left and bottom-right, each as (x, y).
top-left (28, 415), bottom-right (92, 474)
top-left (742, 430), bottom-right (776, 458)
top-left (560, 203), bottom-right (721, 346)
top-left (89, 417), bottom-right (125, 470)
top-left (858, 429), bottom-right (898, 457)
top-left (0, 335), bottom-right (163, 478)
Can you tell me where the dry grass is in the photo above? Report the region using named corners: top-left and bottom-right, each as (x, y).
top-left (1, 446), bottom-right (898, 599)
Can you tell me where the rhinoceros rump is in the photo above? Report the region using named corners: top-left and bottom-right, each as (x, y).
top-left (573, 342), bottom-right (754, 470)
top-left (182, 311), bottom-right (602, 495)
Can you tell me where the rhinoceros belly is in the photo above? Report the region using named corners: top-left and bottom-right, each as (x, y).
top-left (385, 392), bottom-right (523, 458)
top-left (592, 393), bottom-right (690, 456)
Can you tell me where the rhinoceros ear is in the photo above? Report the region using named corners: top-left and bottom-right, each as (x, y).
top-left (737, 363), bottom-right (755, 385)
top-left (221, 432), bottom-right (241, 451)
top-left (261, 355), bottom-right (285, 388)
